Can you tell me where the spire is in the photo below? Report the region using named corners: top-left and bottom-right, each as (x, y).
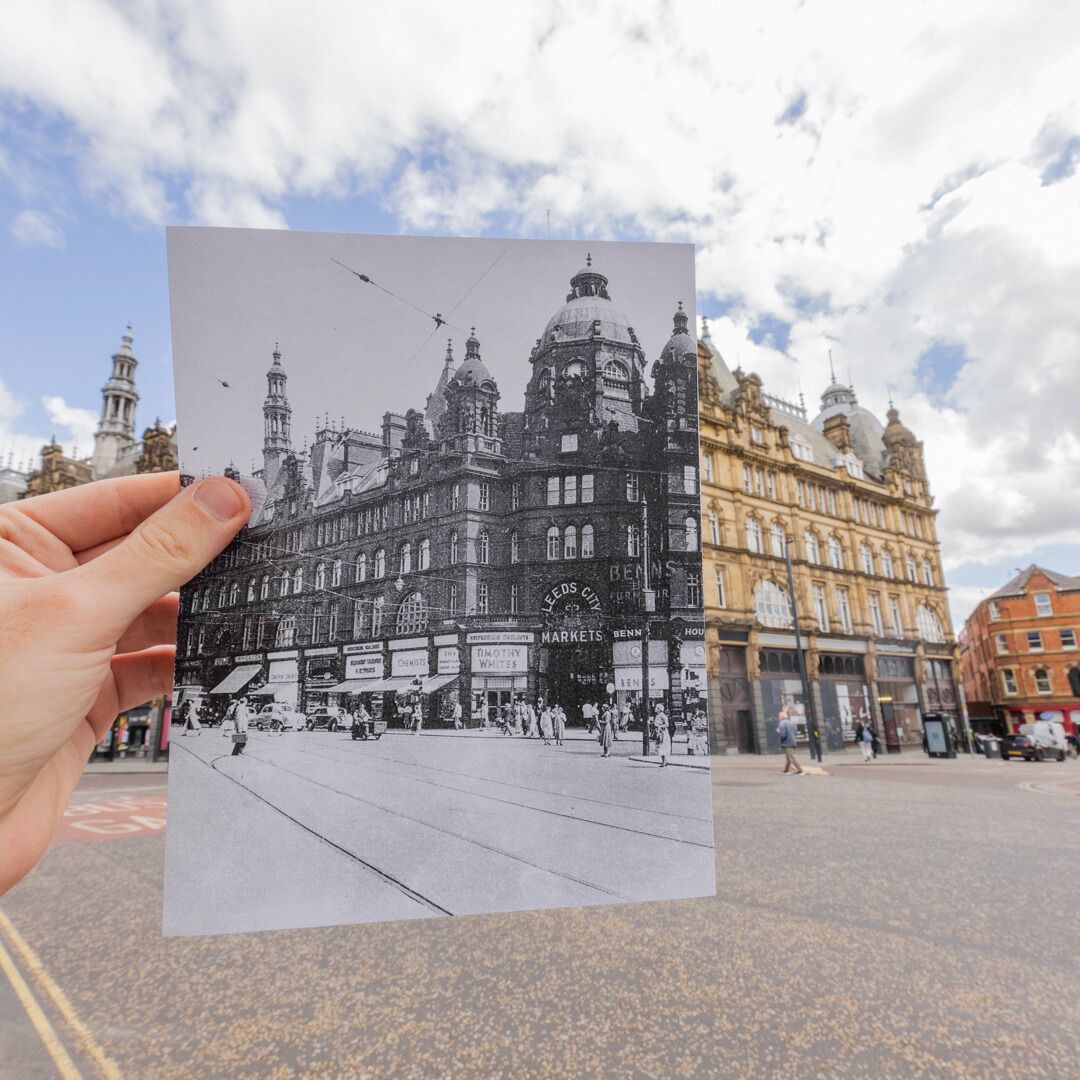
top-left (700, 315), bottom-right (713, 344)
top-left (828, 348), bottom-right (836, 383)
top-left (465, 327), bottom-right (480, 359)
top-left (672, 300), bottom-right (689, 336)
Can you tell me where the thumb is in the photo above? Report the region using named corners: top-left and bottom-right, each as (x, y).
top-left (71, 476), bottom-right (250, 642)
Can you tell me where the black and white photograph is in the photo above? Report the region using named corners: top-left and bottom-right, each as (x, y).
top-left (163, 228), bottom-right (714, 936)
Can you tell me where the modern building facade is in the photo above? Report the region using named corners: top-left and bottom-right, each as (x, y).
top-left (176, 260), bottom-right (706, 729)
top-left (697, 324), bottom-right (964, 754)
top-left (959, 565), bottom-right (1080, 735)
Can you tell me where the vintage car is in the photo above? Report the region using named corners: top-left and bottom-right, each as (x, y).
top-left (252, 702), bottom-right (303, 731)
top-left (305, 707), bottom-right (348, 732)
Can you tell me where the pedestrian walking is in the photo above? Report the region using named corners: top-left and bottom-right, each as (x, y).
top-left (656, 705), bottom-right (672, 766)
top-left (526, 701), bottom-right (538, 738)
top-left (688, 708), bottom-right (708, 755)
top-left (412, 700), bottom-right (423, 735)
top-left (869, 725), bottom-right (881, 758)
top-left (777, 709), bottom-right (804, 775)
top-left (539, 705), bottom-right (554, 745)
top-left (619, 700), bottom-right (631, 732)
top-left (582, 701), bottom-right (595, 733)
top-left (597, 706), bottom-right (615, 758)
top-left (229, 696), bottom-right (250, 757)
top-left (452, 699), bottom-right (463, 730)
top-left (859, 722), bottom-right (874, 762)
top-left (554, 706), bottom-right (566, 746)
top-left (180, 699), bottom-right (203, 736)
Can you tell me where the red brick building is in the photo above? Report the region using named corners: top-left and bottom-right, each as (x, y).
top-left (960, 566), bottom-right (1080, 735)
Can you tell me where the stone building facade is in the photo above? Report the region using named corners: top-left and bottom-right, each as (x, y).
top-left (175, 260), bottom-right (706, 729)
top-left (959, 565), bottom-right (1080, 735)
top-left (697, 324), bottom-right (964, 754)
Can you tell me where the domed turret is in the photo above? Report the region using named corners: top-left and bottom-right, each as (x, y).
top-left (659, 302), bottom-right (696, 364)
top-left (883, 406), bottom-right (916, 449)
top-left (451, 328), bottom-right (496, 388)
top-left (539, 253), bottom-right (637, 346)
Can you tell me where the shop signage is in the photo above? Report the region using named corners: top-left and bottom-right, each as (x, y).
top-left (306, 656), bottom-right (339, 682)
top-left (540, 628), bottom-right (604, 645)
top-left (677, 623), bottom-right (706, 640)
top-left (268, 659), bottom-right (298, 683)
top-left (613, 640), bottom-right (668, 666)
top-left (876, 642), bottom-right (915, 655)
top-left (471, 644), bottom-right (528, 674)
top-left (679, 642), bottom-right (707, 669)
top-left (437, 647), bottom-right (461, 675)
top-left (433, 633), bottom-right (460, 647)
top-left (267, 650), bottom-right (299, 660)
top-left (304, 647), bottom-right (338, 657)
top-left (540, 581), bottom-right (601, 616)
top-left (343, 642), bottom-right (383, 655)
top-left (346, 653), bottom-right (383, 680)
top-left (612, 669), bottom-right (670, 691)
top-left (235, 654), bottom-right (262, 663)
top-left (389, 636), bottom-right (429, 651)
top-left (391, 650), bottom-right (429, 676)
top-left (466, 632), bottom-right (534, 644)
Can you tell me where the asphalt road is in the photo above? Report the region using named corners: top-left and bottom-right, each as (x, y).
top-left (2, 746), bottom-right (1078, 1079)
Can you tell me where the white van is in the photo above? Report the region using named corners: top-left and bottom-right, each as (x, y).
top-left (1019, 721), bottom-right (1067, 761)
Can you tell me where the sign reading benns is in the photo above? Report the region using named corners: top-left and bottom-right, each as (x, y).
top-left (540, 581), bottom-right (602, 617)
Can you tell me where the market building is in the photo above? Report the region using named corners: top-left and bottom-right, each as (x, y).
top-left (176, 259), bottom-right (706, 730)
top-left (959, 565), bottom-right (1080, 735)
top-left (697, 324), bottom-right (964, 754)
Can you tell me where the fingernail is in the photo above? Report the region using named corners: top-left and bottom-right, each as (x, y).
top-left (193, 477), bottom-right (247, 521)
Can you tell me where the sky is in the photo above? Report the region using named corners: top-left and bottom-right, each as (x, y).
top-left (1, 0), bottom-right (1078, 628)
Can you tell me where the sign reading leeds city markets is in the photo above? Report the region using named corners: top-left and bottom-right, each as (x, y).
top-left (164, 227), bottom-right (715, 938)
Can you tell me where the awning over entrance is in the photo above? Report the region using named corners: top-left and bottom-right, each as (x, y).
top-left (359, 676), bottom-right (420, 693)
top-left (209, 664), bottom-right (262, 695)
top-left (419, 674), bottom-right (458, 693)
top-left (326, 679), bottom-right (383, 693)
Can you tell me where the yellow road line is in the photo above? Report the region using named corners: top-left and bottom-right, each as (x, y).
top-left (0, 908), bottom-right (122, 1080)
top-left (0, 931), bottom-right (84, 1080)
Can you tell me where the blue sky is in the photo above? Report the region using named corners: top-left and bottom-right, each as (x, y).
top-left (2, 1), bottom-right (1078, 629)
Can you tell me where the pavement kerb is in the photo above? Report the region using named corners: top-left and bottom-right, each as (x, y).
top-left (628, 755), bottom-right (710, 771)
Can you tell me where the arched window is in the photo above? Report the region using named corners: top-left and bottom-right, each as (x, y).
top-left (510, 531), bottom-right (519, 563)
top-left (278, 572), bottom-right (290, 598)
top-left (396, 591), bottom-right (427, 635)
top-left (805, 531), bottom-right (820, 564)
top-left (881, 548), bottom-right (894, 578)
top-left (356, 553), bottom-right (367, 582)
top-left (745, 517), bottom-right (763, 554)
top-left (828, 537), bottom-right (843, 569)
top-left (293, 567), bottom-right (303, 594)
top-left (260, 575), bottom-right (269, 600)
top-left (564, 525), bottom-right (577, 559)
top-left (217, 585), bottom-right (227, 608)
top-left (906, 554), bottom-right (917, 582)
top-left (419, 538), bottom-right (430, 570)
top-left (275, 615), bottom-right (297, 648)
top-left (371, 596), bottom-right (384, 637)
top-left (399, 543), bottom-right (412, 574)
top-left (708, 508), bottom-right (721, 546)
top-left (246, 578), bottom-right (256, 603)
top-left (604, 359), bottom-right (629, 381)
top-left (563, 358), bottom-right (586, 379)
top-left (686, 516), bottom-right (699, 551)
top-left (228, 580), bottom-right (239, 606)
top-left (1034, 668), bottom-right (1052, 694)
top-left (916, 604), bottom-right (945, 644)
top-left (478, 529), bottom-right (490, 565)
top-left (754, 580), bottom-right (793, 628)
top-left (315, 563), bottom-right (326, 590)
top-left (921, 559), bottom-right (933, 586)
top-left (547, 526), bottom-right (560, 560)
top-left (770, 523), bottom-right (785, 556)
top-left (331, 559), bottom-right (342, 587)
top-left (449, 532), bottom-right (459, 565)
top-left (627, 523), bottom-right (641, 558)
top-left (374, 548), bottom-right (385, 578)
top-left (582, 524), bottom-right (594, 558)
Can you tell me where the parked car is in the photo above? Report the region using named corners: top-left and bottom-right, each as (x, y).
top-left (305, 707), bottom-right (347, 732)
top-left (253, 702), bottom-right (303, 731)
top-left (1001, 730), bottom-right (1065, 762)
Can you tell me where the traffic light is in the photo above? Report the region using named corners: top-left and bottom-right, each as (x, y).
top-left (1069, 666), bottom-right (1080, 698)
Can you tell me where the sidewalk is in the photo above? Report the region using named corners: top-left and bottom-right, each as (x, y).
top-left (84, 759), bottom-right (169, 774)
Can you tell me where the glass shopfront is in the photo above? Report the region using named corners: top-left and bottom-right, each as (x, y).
top-left (759, 649), bottom-right (809, 751)
top-left (876, 653), bottom-right (921, 750)
top-left (818, 653), bottom-right (870, 751)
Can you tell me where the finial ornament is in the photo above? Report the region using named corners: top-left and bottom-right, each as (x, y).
top-left (828, 348), bottom-right (836, 383)
top-left (586, 252), bottom-right (592, 267)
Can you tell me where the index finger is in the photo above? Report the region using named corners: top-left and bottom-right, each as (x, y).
top-left (7, 472), bottom-right (182, 554)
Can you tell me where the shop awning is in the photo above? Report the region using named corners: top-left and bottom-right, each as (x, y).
top-left (326, 679), bottom-right (383, 693)
top-left (358, 676), bottom-right (421, 693)
top-left (419, 674), bottom-right (458, 693)
top-left (209, 664), bottom-right (262, 695)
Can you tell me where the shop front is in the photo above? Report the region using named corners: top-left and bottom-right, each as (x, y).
top-left (326, 642), bottom-right (386, 719)
top-left (758, 648), bottom-right (810, 752)
top-left (875, 651), bottom-right (921, 751)
top-left (707, 634), bottom-right (752, 753)
top-left (611, 638), bottom-right (670, 723)
top-left (300, 647), bottom-right (341, 714)
top-left (817, 651), bottom-right (870, 751)
top-left (923, 657), bottom-right (961, 734)
top-left (470, 632), bottom-right (531, 723)
top-left (426, 635), bottom-right (463, 724)
top-left (265, 650), bottom-right (300, 710)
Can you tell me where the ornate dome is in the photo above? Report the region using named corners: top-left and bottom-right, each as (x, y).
top-left (659, 302), bottom-right (696, 362)
top-left (883, 407), bottom-right (916, 447)
top-left (451, 329), bottom-right (495, 387)
top-left (540, 255), bottom-right (635, 346)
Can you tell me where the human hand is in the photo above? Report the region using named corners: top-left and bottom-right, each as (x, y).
top-left (0, 472), bottom-right (250, 894)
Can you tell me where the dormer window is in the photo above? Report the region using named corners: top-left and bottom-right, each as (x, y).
top-left (750, 425), bottom-right (763, 444)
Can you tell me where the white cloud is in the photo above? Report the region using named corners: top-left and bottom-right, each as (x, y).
top-left (41, 395), bottom-right (97, 455)
top-left (8, 208), bottom-right (63, 248)
top-left (1, 0), bottom-right (1079, 603)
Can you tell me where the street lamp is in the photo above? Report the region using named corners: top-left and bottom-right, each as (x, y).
top-left (784, 534), bottom-right (823, 763)
top-left (640, 498), bottom-right (654, 756)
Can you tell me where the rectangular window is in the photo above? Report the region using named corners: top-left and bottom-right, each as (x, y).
top-left (812, 585), bottom-right (829, 632)
top-left (1027, 631), bottom-right (1043, 652)
top-left (448, 583), bottom-right (458, 618)
top-left (1035, 669), bottom-right (1052, 694)
top-left (423, 491), bottom-right (431, 518)
top-left (827, 489), bottom-right (836, 516)
top-left (547, 476), bottom-right (560, 506)
top-left (889, 596), bottom-right (903, 636)
top-left (1061, 629), bottom-right (1077, 650)
top-left (479, 482), bottom-right (490, 512)
top-left (511, 481), bottom-right (521, 510)
top-left (510, 583), bottom-right (519, 615)
top-left (869, 593), bottom-right (884, 637)
top-left (796, 481), bottom-right (805, 508)
top-left (702, 453), bottom-right (714, 483)
top-left (686, 571), bottom-right (701, 608)
top-left (715, 567), bottom-right (726, 609)
top-left (743, 465), bottom-right (753, 494)
top-left (627, 471), bottom-right (640, 502)
top-left (1002, 668), bottom-right (1017, 695)
top-left (750, 425), bottom-right (763, 444)
top-left (836, 588), bottom-right (852, 633)
top-left (450, 484), bottom-right (459, 511)
top-left (766, 472), bottom-right (776, 500)
top-left (994, 633), bottom-right (1008, 654)
top-left (581, 474), bottom-right (594, 503)
top-left (561, 432), bottom-right (578, 453)
top-left (564, 475), bottom-right (578, 504)
top-left (477, 582), bottom-right (489, 615)
top-left (1034, 592), bottom-right (1052, 616)
top-left (807, 485), bottom-right (816, 511)
top-left (683, 464), bottom-right (698, 495)
top-left (754, 468), bottom-right (765, 496)
top-left (988, 600), bottom-right (1000, 620)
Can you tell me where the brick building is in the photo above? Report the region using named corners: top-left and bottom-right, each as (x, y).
top-left (697, 323), bottom-right (964, 754)
top-left (959, 565), bottom-right (1080, 735)
top-left (176, 259), bottom-right (705, 728)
